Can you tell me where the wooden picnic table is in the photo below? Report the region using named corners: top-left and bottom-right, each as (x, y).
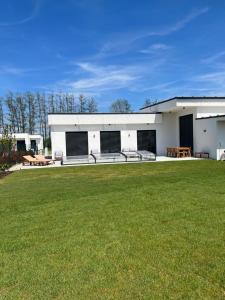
top-left (167, 147), bottom-right (191, 158)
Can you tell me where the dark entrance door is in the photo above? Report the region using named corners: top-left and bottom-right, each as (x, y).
top-left (17, 140), bottom-right (26, 151)
top-left (179, 114), bottom-right (193, 150)
top-left (137, 130), bottom-right (156, 154)
top-left (66, 132), bottom-right (88, 156)
top-left (100, 131), bottom-right (121, 153)
top-left (31, 140), bottom-right (37, 152)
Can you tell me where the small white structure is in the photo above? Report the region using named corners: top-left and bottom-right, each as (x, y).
top-left (48, 97), bottom-right (225, 161)
top-left (0, 133), bottom-right (43, 152)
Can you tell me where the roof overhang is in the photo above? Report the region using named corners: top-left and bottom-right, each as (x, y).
top-left (140, 97), bottom-right (225, 113)
top-left (48, 113), bottom-right (162, 126)
top-left (0, 133), bottom-right (43, 139)
top-left (196, 114), bottom-right (225, 121)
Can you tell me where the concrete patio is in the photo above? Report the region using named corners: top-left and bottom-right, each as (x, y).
top-left (9, 156), bottom-right (202, 171)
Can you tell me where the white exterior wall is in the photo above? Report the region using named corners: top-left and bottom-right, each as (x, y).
top-left (49, 111), bottom-right (194, 158)
top-left (49, 113), bottom-right (163, 158)
top-left (50, 118), bottom-right (179, 158)
top-left (141, 99), bottom-right (177, 113)
top-left (145, 105), bottom-right (225, 158)
top-left (48, 113), bottom-right (162, 125)
top-left (50, 123), bottom-right (168, 158)
top-left (152, 113), bottom-right (177, 155)
top-left (51, 130), bottom-right (66, 157)
top-left (121, 130), bottom-right (137, 151)
top-left (88, 131), bottom-right (100, 153)
top-left (196, 107), bottom-right (225, 118)
top-left (30, 134), bottom-right (44, 151)
top-left (195, 118), bottom-right (218, 159)
top-left (49, 98), bottom-right (225, 160)
top-left (216, 121), bottom-right (225, 159)
top-left (194, 118), bottom-right (225, 159)
top-left (0, 133), bottom-right (43, 151)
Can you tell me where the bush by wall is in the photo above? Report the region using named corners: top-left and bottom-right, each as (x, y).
top-left (0, 150), bottom-right (34, 172)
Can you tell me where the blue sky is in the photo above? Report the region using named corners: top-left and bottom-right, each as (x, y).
top-left (0, 0), bottom-right (225, 111)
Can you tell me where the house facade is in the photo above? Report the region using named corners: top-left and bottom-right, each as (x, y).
top-left (48, 97), bottom-right (225, 160)
top-left (0, 133), bottom-right (43, 152)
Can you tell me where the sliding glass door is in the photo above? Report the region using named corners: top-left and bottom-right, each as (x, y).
top-left (100, 131), bottom-right (121, 153)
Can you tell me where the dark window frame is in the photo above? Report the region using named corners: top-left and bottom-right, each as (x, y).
top-left (66, 131), bottom-right (89, 156)
top-left (100, 131), bottom-right (121, 153)
top-left (137, 130), bottom-right (157, 154)
top-left (17, 140), bottom-right (26, 152)
top-left (179, 114), bottom-right (194, 150)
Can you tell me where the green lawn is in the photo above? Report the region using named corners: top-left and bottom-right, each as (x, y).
top-left (1, 161), bottom-right (225, 299)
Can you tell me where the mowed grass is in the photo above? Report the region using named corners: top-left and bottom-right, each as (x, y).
top-left (0, 161), bottom-right (225, 299)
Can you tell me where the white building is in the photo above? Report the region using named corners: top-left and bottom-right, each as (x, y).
top-left (48, 97), bottom-right (225, 161)
top-left (0, 133), bottom-right (43, 152)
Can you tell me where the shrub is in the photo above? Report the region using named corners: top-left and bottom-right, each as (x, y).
top-left (0, 150), bottom-right (34, 171)
top-left (0, 128), bottom-right (34, 171)
top-left (44, 137), bottom-right (51, 149)
top-left (0, 128), bottom-right (16, 155)
top-left (0, 163), bottom-right (11, 172)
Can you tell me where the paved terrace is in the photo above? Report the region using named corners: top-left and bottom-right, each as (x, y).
top-left (10, 156), bottom-right (202, 171)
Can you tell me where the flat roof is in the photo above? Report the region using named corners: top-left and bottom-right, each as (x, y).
top-left (140, 96), bottom-right (225, 110)
top-left (48, 112), bottom-right (162, 115)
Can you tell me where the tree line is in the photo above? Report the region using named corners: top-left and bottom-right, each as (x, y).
top-left (0, 92), bottom-right (157, 141)
top-left (0, 92), bottom-right (98, 140)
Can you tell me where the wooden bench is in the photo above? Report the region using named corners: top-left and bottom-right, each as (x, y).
top-left (195, 152), bottom-right (209, 158)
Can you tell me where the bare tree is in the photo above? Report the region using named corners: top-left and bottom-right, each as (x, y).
top-left (2, 91), bottom-right (98, 139)
top-left (41, 93), bottom-right (48, 140)
top-left (48, 92), bottom-right (56, 113)
top-left (110, 99), bottom-right (132, 113)
top-left (16, 94), bottom-right (27, 132)
top-left (27, 92), bottom-right (36, 134)
top-left (87, 97), bottom-right (98, 112)
top-left (143, 98), bottom-right (158, 108)
top-left (78, 94), bottom-right (87, 112)
top-left (36, 92), bottom-right (48, 140)
top-left (65, 93), bottom-right (75, 112)
top-left (58, 92), bottom-right (66, 112)
top-left (5, 93), bottom-right (17, 133)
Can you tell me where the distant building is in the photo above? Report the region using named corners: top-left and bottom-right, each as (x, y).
top-left (0, 133), bottom-right (43, 152)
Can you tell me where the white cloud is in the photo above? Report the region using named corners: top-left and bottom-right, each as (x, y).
top-left (0, 0), bottom-right (41, 26)
top-left (201, 51), bottom-right (225, 64)
top-left (167, 71), bottom-right (225, 97)
top-left (0, 66), bottom-right (26, 75)
top-left (0, 64), bottom-right (58, 76)
top-left (196, 71), bottom-right (225, 85)
top-left (98, 7), bottom-right (209, 57)
top-left (53, 57), bottom-right (167, 95)
top-left (66, 63), bottom-right (140, 91)
top-left (140, 43), bottom-right (171, 54)
top-left (139, 80), bottom-right (178, 92)
top-left (150, 44), bottom-right (170, 50)
top-left (153, 7), bottom-right (209, 36)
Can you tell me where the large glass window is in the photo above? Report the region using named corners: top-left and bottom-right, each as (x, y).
top-left (100, 131), bottom-right (121, 153)
top-left (137, 130), bottom-right (156, 154)
top-left (66, 132), bottom-right (88, 156)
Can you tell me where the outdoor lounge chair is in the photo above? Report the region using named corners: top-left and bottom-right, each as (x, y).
top-left (23, 155), bottom-right (43, 166)
top-left (34, 154), bottom-right (54, 165)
